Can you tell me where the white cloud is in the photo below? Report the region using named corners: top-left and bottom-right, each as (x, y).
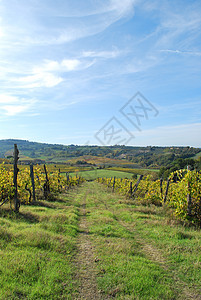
top-left (0, 94), bottom-right (37, 116)
top-left (159, 49), bottom-right (201, 56)
top-left (109, 0), bottom-right (135, 17)
top-left (2, 105), bottom-right (30, 116)
top-left (0, 94), bottom-right (19, 104)
top-left (61, 59), bottom-right (81, 71)
top-left (0, 0), bottom-right (136, 46)
top-left (15, 58), bottom-right (95, 89)
top-left (82, 49), bottom-right (121, 59)
top-left (33, 59), bottom-right (81, 73)
top-left (17, 72), bottom-right (64, 88)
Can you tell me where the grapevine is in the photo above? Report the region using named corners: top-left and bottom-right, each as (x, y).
top-left (97, 170), bottom-right (201, 225)
top-left (0, 164), bottom-right (85, 208)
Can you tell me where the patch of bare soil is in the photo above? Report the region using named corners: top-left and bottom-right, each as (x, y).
top-left (73, 192), bottom-right (104, 300)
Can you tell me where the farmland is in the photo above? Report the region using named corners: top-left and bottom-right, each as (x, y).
top-left (0, 181), bottom-right (200, 299)
top-left (69, 169), bottom-right (135, 180)
top-left (0, 140), bottom-right (201, 299)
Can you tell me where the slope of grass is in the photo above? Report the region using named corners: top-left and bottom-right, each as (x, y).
top-left (69, 169), bottom-right (134, 180)
top-left (0, 191), bottom-right (80, 299)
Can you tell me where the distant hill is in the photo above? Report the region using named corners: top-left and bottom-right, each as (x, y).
top-left (0, 139), bottom-right (200, 168)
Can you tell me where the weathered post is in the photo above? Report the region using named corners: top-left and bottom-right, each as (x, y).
top-left (58, 168), bottom-right (61, 192)
top-left (112, 177), bottom-right (116, 192)
top-left (132, 175), bottom-right (143, 197)
top-left (130, 181), bottom-right (133, 197)
top-left (43, 164), bottom-right (50, 199)
top-left (160, 178), bottom-right (163, 198)
top-left (30, 164), bottom-right (36, 203)
top-left (163, 178), bottom-right (170, 203)
top-left (13, 144), bottom-right (20, 212)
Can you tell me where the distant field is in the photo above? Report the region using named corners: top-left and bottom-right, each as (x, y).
top-left (1, 163), bottom-right (93, 174)
top-left (194, 151), bottom-right (201, 159)
top-left (69, 169), bottom-right (134, 180)
top-left (107, 167), bottom-right (159, 174)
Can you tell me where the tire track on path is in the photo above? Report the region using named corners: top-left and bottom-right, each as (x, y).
top-left (73, 187), bottom-right (102, 300)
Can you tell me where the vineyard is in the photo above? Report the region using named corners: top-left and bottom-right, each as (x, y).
top-left (0, 144), bottom-right (201, 227)
top-left (0, 145), bottom-right (201, 299)
top-left (97, 170), bottom-right (201, 226)
top-left (0, 162), bottom-right (85, 211)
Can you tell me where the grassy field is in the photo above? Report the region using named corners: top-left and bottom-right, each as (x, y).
top-left (69, 169), bottom-right (135, 180)
top-left (69, 167), bottom-right (160, 180)
top-left (0, 182), bottom-right (200, 299)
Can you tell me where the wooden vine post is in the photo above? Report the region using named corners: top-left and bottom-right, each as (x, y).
top-left (43, 164), bottom-right (50, 199)
top-left (132, 175), bottom-right (143, 197)
top-left (58, 168), bottom-right (61, 192)
top-left (163, 178), bottom-right (170, 203)
top-left (13, 144), bottom-right (20, 212)
top-left (112, 177), bottom-right (116, 192)
top-left (30, 164), bottom-right (36, 203)
top-left (160, 178), bottom-right (163, 198)
top-left (129, 181), bottom-right (133, 197)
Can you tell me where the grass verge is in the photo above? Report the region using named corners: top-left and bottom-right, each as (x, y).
top-left (0, 190), bottom-right (80, 299)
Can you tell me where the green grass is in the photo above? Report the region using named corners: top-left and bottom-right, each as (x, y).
top-left (0, 192), bottom-right (80, 299)
top-left (78, 182), bottom-right (201, 299)
top-left (1, 182), bottom-right (201, 299)
top-left (69, 169), bottom-right (134, 180)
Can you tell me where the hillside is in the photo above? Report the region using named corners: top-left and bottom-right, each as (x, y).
top-left (0, 139), bottom-right (200, 168)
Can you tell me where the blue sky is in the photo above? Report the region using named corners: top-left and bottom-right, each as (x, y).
top-left (0, 0), bottom-right (200, 147)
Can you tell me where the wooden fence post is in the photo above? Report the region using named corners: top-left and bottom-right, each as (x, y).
top-left (132, 175), bottom-right (143, 197)
top-left (130, 181), bottom-right (133, 196)
top-left (30, 164), bottom-right (36, 203)
top-left (43, 164), bottom-right (50, 199)
top-left (13, 144), bottom-right (20, 212)
top-left (58, 168), bottom-right (61, 192)
top-left (112, 177), bottom-right (116, 192)
top-left (160, 178), bottom-right (163, 198)
top-left (163, 178), bottom-right (170, 203)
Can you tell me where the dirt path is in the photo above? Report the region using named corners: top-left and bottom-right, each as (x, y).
top-left (73, 190), bottom-right (102, 300)
top-left (71, 182), bottom-right (200, 299)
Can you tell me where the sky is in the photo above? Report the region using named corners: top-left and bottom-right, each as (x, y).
top-left (0, 0), bottom-right (201, 147)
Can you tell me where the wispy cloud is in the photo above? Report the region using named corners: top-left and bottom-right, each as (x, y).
top-left (82, 49), bottom-right (122, 59)
top-left (0, 0), bottom-right (136, 46)
top-left (3, 58), bottom-right (95, 89)
top-left (16, 73), bottom-right (64, 89)
top-left (0, 0), bottom-right (200, 146)
top-left (0, 94), bottom-right (37, 116)
top-left (159, 49), bottom-right (201, 56)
